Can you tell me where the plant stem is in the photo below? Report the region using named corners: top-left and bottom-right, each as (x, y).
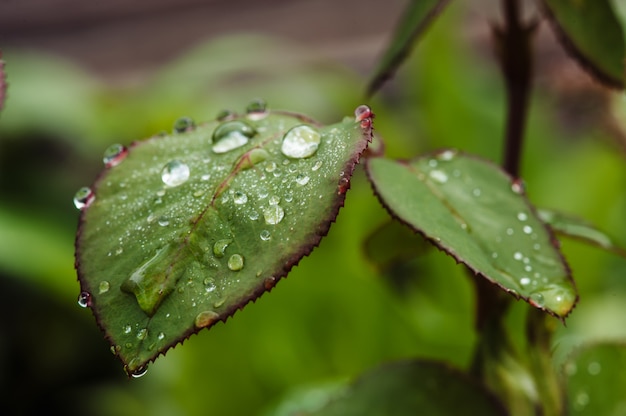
top-left (499, 0), bottom-right (534, 178)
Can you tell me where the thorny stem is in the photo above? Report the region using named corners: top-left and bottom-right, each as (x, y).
top-left (499, 0), bottom-right (535, 178)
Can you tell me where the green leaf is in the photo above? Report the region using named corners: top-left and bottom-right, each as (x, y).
top-left (563, 343), bottom-right (626, 414)
top-left (366, 0), bottom-right (452, 97)
top-left (75, 104), bottom-right (372, 375)
top-left (366, 151), bottom-right (577, 318)
top-left (540, 0), bottom-right (626, 88)
top-left (310, 360), bottom-right (507, 416)
top-left (537, 209), bottom-right (626, 257)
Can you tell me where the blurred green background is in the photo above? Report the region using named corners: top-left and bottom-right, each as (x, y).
top-left (1, 1), bottom-right (625, 415)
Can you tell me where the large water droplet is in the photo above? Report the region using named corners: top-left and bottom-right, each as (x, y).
top-left (245, 98), bottom-right (268, 120)
top-left (195, 310), bottom-right (220, 328)
top-left (281, 125), bottom-right (321, 159)
top-left (130, 365), bottom-right (148, 379)
top-left (103, 143), bottom-right (128, 168)
top-left (213, 239), bottom-right (231, 258)
top-left (263, 205), bottom-right (284, 225)
top-left (77, 291), bottom-right (91, 308)
top-left (173, 116), bottom-right (195, 133)
top-left (99, 281), bottom-right (110, 294)
top-left (161, 160), bottom-right (190, 187)
top-left (228, 254), bottom-right (244, 271)
top-left (74, 187), bottom-right (95, 210)
top-left (212, 121), bottom-right (256, 153)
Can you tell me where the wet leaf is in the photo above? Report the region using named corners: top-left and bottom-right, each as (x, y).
top-left (310, 360), bottom-right (507, 416)
top-left (563, 343), bottom-right (626, 415)
top-left (540, 0), bottom-right (626, 88)
top-left (75, 104), bottom-right (372, 375)
top-left (366, 0), bottom-right (452, 97)
top-left (537, 209), bottom-right (626, 257)
top-left (366, 151), bottom-right (577, 318)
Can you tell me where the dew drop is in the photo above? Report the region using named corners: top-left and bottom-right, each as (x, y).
top-left (269, 195), bottom-right (280, 205)
top-left (520, 277), bottom-right (531, 286)
top-left (136, 328), bottom-right (147, 340)
top-left (124, 325), bottom-right (132, 334)
top-left (295, 174), bottom-right (310, 186)
top-left (265, 161), bottom-right (277, 173)
top-left (429, 170), bottom-right (448, 183)
top-left (248, 210), bottom-right (259, 221)
top-left (438, 149), bottom-right (457, 161)
top-left (260, 230), bottom-right (271, 241)
top-left (77, 291), bottom-right (91, 308)
top-left (428, 159), bottom-right (438, 168)
top-left (517, 212), bottom-right (528, 221)
top-left (216, 109), bottom-right (236, 121)
top-left (575, 391), bottom-right (589, 409)
top-left (529, 293), bottom-right (545, 307)
top-left (533, 243), bottom-right (541, 251)
top-left (506, 228), bottom-right (514, 235)
top-left (228, 254), bottom-right (244, 271)
top-left (284, 191), bottom-right (293, 203)
top-left (201, 174), bottom-right (211, 181)
top-left (246, 98), bottom-right (268, 120)
top-left (161, 160), bottom-right (190, 187)
top-left (103, 143), bottom-right (128, 168)
top-left (73, 187), bottom-right (95, 210)
top-left (213, 239), bottom-right (231, 258)
top-left (195, 310), bottom-right (220, 328)
top-left (173, 116), bottom-right (195, 133)
top-left (99, 281), bottom-right (110, 294)
top-left (281, 125), bottom-right (321, 159)
top-left (522, 225), bottom-right (532, 234)
top-left (514, 252), bottom-right (523, 261)
top-left (131, 366), bottom-right (148, 379)
top-left (312, 160), bottom-right (323, 171)
top-left (511, 178), bottom-right (525, 194)
top-left (354, 104), bottom-right (373, 121)
top-left (233, 191), bottom-right (248, 205)
top-left (157, 332), bottom-right (165, 340)
top-left (472, 188), bottom-right (482, 197)
top-left (212, 121), bottom-right (256, 154)
top-left (158, 216), bottom-right (169, 227)
top-left (263, 205), bottom-right (285, 225)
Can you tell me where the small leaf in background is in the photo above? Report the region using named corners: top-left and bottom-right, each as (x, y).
top-left (366, 151), bottom-right (577, 318)
top-left (537, 208), bottom-right (626, 257)
top-left (540, 0), bottom-right (626, 88)
top-left (366, 0), bottom-right (452, 97)
top-left (563, 343), bottom-right (626, 414)
top-left (310, 360), bottom-right (507, 416)
top-left (75, 103), bottom-right (373, 375)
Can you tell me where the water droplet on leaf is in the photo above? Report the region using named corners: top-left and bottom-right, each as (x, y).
top-left (213, 239), bottom-right (231, 258)
top-left (195, 310), bottom-right (220, 328)
top-left (354, 104), bottom-right (373, 121)
top-left (260, 230), bottom-right (271, 241)
top-left (173, 116), bottom-right (195, 133)
top-left (295, 174), bottom-right (310, 186)
top-left (212, 121), bottom-right (256, 153)
top-left (228, 254), bottom-right (244, 271)
top-left (312, 160), bottom-right (323, 171)
top-left (103, 143), bottom-right (128, 168)
top-left (74, 187), bottom-right (95, 210)
top-left (263, 205), bottom-right (284, 224)
top-left (233, 191), bottom-right (248, 204)
top-left (429, 170), bottom-right (448, 183)
top-left (161, 160), bottom-right (190, 187)
top-left (99, 281), bottom-right (110, 294)
top-left (216, 109), bottom-right (236, 121)
top-left (269, 195), bottom-right (280, 205)
top-left (529, 292), bottom-right (545, 307)
top-left (281, 125), bottom-right (321, 159)
top-left (77, 291), bottom-right (91, 308)
top-left (245, 98), bottom-right (268, 120)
